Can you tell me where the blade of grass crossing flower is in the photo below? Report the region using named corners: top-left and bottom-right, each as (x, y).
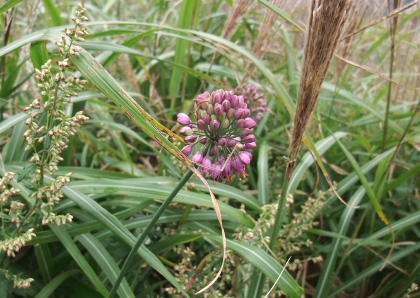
top-left (71, 49), bottom-right (188, 153)
top-left (206, 235), bottom-right (304, 298)
top-left (49, 225), bottom-right (109, 296)
top-left (77, 233), bottom-right (135, 298)
top-left (34, 269), bottom-right (80, 298)
top-left (315, 186), bottom-right (365, 297)
top-left (258, 142), bottom-right (269, 204)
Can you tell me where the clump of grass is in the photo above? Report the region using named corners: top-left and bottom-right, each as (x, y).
top-left (287, 0), bottom-right (354, 179)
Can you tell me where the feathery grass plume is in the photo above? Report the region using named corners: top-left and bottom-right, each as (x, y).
top-left (212, 0), bottom-right (251, 62)
top-left (286, 0), bottom-right (354, 179)
top-left (253, 0), bottom-right (285, 60)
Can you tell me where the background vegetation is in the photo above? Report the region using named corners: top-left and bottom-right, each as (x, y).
top-left (0, 0), bottom-right (419, 297)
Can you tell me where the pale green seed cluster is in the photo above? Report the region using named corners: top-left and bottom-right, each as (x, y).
top-left (0, 228), bottom-right (36, 258)
top-left (1, 269), bottom-right (35, 289)
top-left (56, 3), bottom-right (89, 56)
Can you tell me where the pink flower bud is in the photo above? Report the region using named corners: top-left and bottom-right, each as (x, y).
top-left (243, 118), bottom-right (257, 129)
top-left (207, 104), bottom-right (214, 115)
top-left (218, 138), bottom-right (227, 146)
top-left (238, 152), bottom-right (251, 165)
top-left (245, 142), bottom-right (257, 149)
top-left (231, 95), bottom-right (239, 108)
top-left (222, 100), bottom-right (231, 111)
top-left (209, 146), bottom-right (219, 156)
top-left (177, 113), bottom-right (191, 125)
top-left (227, 109), bottom-right (236, 120)
top-left (227, 139), bottom-right (236, 147)
top-left (180, 126), bottom-right (193, 136)
top-left (243, 134), bottom-right (256, 143)
top-left (181, 145), bottom-right (194, 156)
top-left (235, 108), bottom-right (245, 120)
top-left (203, 114), bottom-right (211, 125)
top-left (210, 120), bottom-right (220, 131)
top-left (241, 128), bottom-right (253, 137)
top-left (192, 152), bottom-right (204, 163)
top-left (201, 157), bottom-right (212, 174)
top-left (215, 103), bottom-right (224, 116)
top-left (236, 119), bottom-right (244, 129)
top-left (185, 135), bottom-right (196, 143)
top-left (213, 93), bottom-right (222, 104)
top-left (197, 119), bottom-right (207, 130)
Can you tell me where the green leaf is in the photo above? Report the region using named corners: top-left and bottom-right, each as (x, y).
top-left (315, 186), bottom-right (365, 297)
top-left (30, 41), bottom-right (50, 70)
top-left (41, 0), bottom-right (65, 26)
top-left (258, 0), bottom-right (305, 32)
top-left (206, 235), bottom-right (304, 298)
top-left (0, 0), bottom-right (23, 14)
top-left (35, 269), bottom-right (80, 298)
top-left (257, 142), bottom-right (269, 204)
top-left (77, 234), bottom-right (135, 298)
top-left (49, 225), bottom-right (109, 296)
top-left (17, 163), bottom-right (37, 183)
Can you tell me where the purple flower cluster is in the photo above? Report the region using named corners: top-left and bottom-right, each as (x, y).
top-left (235, 84), bottom-right (267, 121)
top-left (177, 87), bottom-right (265, 182)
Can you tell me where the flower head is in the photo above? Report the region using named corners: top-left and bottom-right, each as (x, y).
top-left (177, 89), bottom-right (259, 182)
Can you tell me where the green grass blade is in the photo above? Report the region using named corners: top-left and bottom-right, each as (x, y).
top-left (49, 225), bottom-right (109, 296)
top-left (288, 132), bottom-right (347, 195)
top-left (257, 141), bottom-right (269, 204)
top-left (71, 48), bottom-right (191, 165)
top-left (148, 234), bottom-right (203, 254)
top-left (331, 133), bottom-right (390, 225)
top-left (30, 41), bottom-right (50, 70)
top-left (315, 186), bottom-right (366, 297)
top-left (41, 0), bottom-right (65, 26)
top-left (0, 0), bottom-right (23, 14)
top-left (56, 179), bottom-right (190, 296)
top-left (328, 243), bottom-right (420, 297)
top-left (3, 120), bottom-right (27, 163)
top-left (258, 0), bottom-right (305, 32)
top-left (34, 244), bottom-right (54, 284)
top-left (206, 235), bottom-right (304, 298)
top-left (168, 0), bottom-right (200, 115)
top-left (77, 233), bottom-right (135, 298)
top-left (68, 179), bottom-right (254, 227)
top-left (34, 269), bottom-right (80, 298)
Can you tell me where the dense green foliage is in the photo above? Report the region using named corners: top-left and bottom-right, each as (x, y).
top-left (0, 1), bottom-right (419, 297)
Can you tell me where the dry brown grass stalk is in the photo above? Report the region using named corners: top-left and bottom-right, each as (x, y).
top-left (286, 0), bottom-right (354, 179)
top-left (212, 0), bottom-right (251, 62)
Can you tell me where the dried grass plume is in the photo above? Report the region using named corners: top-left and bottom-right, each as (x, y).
top-left (287, 0), bottom-right (354, 179)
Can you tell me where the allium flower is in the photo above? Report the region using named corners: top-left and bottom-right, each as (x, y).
top-left (235, 84), bottom-right (267, 121)
top-left (178, 89), bottom-right (259, 182)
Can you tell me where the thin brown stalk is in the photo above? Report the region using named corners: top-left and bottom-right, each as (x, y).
top-left (286, 0), bottom-right (354, 179)
top-left (245, 0), bottom-right (285, 80)
top-left (340, 1), bottom-right (419, 41)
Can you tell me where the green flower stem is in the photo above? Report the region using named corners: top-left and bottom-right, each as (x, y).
top-left (109, 169), bottom-right (194, 298)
